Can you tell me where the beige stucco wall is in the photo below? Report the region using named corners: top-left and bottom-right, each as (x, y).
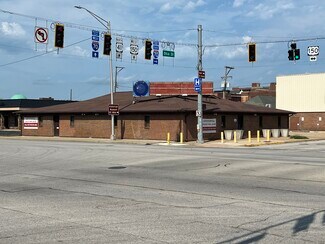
top-left (276, 73), bottom-right (325, 112)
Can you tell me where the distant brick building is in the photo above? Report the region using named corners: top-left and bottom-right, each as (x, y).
top-left (0, 97), bottom-right (75, 132)
top-left (215, 82), bottom-right (276, 102)
top-left (19, 91), bottom-right (292, 141)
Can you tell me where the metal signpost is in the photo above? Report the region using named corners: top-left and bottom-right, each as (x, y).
top-left (197, 25), bottom-right (203, 144)
top-left (75, 6), bottom-right (116, 140)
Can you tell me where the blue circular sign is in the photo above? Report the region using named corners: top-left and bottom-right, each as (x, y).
top-left (133, 81), bottom-right (149, 97)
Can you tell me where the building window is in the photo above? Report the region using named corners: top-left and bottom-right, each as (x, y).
top-left (144, 115), bottom-right (150, 129)
top-left (221, 116), bottom-right (226, 128)
top-left (114, 116), bottom-right (117, 127)
top-left (70, 115), bottom-right (75, 127)
top-left (39, 116), bottom-right (43, 127)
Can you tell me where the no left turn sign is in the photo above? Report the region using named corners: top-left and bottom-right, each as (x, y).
top-left (34, 27), bottom-right (49, 44)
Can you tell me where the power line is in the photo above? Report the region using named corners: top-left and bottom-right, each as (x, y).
top-left (0, 38), bottom-right (90, 68)
top-left (3, 8), bottom-right (325, 49)
top-left (0, 9), bottom-right (197, 46)
top-left (205, 37), bottom-right (325, 48)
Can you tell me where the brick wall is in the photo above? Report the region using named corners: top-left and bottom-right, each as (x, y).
top-left (60, 114), bottom-right (110, 138)
top-left (22, 115), bottom-right (54, 136)
top-left (22, 113), bottom-right (290, 141)
top-left (290, 112), bottom-right (325, 131)
top-left (118, 113), bottom-right (184, 141)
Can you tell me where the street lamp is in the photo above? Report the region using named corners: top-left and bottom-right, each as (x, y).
top-left (74, 5), bottom-right (115, 140)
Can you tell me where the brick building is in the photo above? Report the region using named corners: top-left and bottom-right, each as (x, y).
top-left (19, 91), bottom-right (292, 141)
top-left (215, 82), bottom-right (276, 102)
top-left (0, 96), bottom-right (75, 134)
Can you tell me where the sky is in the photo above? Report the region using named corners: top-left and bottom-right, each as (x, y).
top-left (1, 0), bottom-right (325, 100)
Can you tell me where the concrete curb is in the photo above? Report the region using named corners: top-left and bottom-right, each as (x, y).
top-left (0, 135), bottom-right (324, 148)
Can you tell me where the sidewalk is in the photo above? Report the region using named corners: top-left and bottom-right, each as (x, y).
top-left (198, 131), bottom-right (325, 148)
top-left (0, 131), bottom-right (324, 148)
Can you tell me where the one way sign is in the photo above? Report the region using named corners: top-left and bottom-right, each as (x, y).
top-left (194, 78), bottom-right (202, 92)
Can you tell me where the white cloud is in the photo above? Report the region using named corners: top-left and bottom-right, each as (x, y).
top-left (233, 0), bottom-right (246, 8)
top-left (159, 2), bottom-right (176, 13)
top-left (70, 46), bottom-right (89, 57)
top-left (223, 46), bottom-right (246, 59)
top-left (184, 0), bottom-right (206, 12)
top-left (159, 0), bottom-right (206, 13)
top-left (0, 22), bottom-right (26, 37)
top-left (243, 36), bottom-right (253, 43)
top-left (246, 2), bottom-right (295, 19)
top-left (205, 36), bottom-right (252, 59)
top-left (84, 76), bottom-right (107, 85)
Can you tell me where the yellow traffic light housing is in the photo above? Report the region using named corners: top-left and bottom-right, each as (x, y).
top-left (54, 24), bottom-right (64, 48)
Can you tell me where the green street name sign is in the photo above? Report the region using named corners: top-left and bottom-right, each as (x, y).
top-left (163, 50), bottom-right (175, 58)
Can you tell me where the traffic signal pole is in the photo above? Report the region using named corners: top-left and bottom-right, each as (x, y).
top-left (197, 25), bottom-right (203, 144)
top-left (108, 21), bottom-right (115, 140)
top-left (75, 6), bottom-right (115, 140)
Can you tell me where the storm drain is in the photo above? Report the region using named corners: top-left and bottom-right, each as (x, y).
top-left (108, 166), bottom-right (126, 169)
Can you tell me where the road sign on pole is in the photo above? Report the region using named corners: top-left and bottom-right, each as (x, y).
top-left (198, 70), bottom-right (205, 79)
top-left (34, 27), bottom-right (49, 44)
top-left (194, 78), bottom-right (202, 93)
top-left (108, 104), bottom-right (119, 115)
top-left (307, 46), bottom-right (319, 56)
top-left (163, 50), bottom-right (175, 57)
top-left (91, 30), bottom-right (99, 58)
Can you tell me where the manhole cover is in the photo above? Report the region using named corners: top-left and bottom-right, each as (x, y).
top-left (108, 166), bottom-right (126, 169)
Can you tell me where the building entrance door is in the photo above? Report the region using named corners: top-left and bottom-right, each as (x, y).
top-left (53, 116), bottom-right (59, 136)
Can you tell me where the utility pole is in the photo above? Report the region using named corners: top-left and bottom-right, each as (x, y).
top-left (197, 25), bottom-right (203, 144)
top-left (114, 66), bottom-right (124, 92)
top-left (222, 66), bottom-right (234, 99)
top-left (75, 6), bottom-right (115, 140)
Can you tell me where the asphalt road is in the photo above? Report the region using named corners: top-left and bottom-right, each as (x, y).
top-left (0, 138), bottom-right (324, 243)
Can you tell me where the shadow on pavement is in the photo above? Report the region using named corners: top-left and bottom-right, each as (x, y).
top-left (217, 210), bottom-right (325, 243)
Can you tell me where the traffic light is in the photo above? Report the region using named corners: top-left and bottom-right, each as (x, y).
top-left (294, 49), bottom-right (300, 60)
top-left (103, 34), bottom-right (112, 55)
top-left (288, 49), bottom-right (294, 60)
top-left (145, 40), bottom-right (152, 60)
top-left (54, 24), bottom-right (64, 48)
top-left (248, 43), bottom-right (256, 62)
top-left (288, 42), bottom-right (300, 61)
